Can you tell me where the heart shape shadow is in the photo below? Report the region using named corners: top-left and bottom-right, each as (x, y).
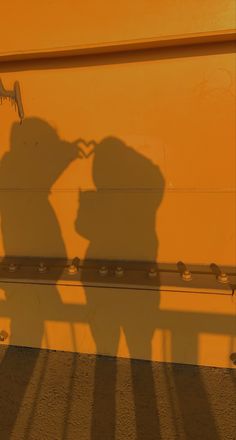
top-left (75, 138), bottom-right (97, 158)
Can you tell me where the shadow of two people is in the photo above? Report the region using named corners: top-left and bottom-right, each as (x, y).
top-left (0, 118), bottom-right (220, 440)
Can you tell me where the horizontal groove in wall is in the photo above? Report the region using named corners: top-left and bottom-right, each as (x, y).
top-left (0, 279), bottom-right (234, 296)
top-left (0, 29), bottom-right (235, 63)
top-left (0, 188), bottom-right (235, 193)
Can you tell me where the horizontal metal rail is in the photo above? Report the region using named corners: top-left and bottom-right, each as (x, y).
top-left (0, 29), bottom-right (235, 63)
top-left (0, 257), bottom-right (235, 294)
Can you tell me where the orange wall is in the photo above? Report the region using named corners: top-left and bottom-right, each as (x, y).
top-left (0, 2), bottom-right (235, 368)
top-left (0, 0), bottom-right (235, 55)
top-left (0, 48), bottom-right (235, 265)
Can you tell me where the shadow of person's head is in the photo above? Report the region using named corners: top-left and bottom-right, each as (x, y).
top-left (2, 117), bottom-right (78, 189)
top-left (76, 136), bottom-right (165, 261)
top-left (92, 136), bottom-right (164, 192)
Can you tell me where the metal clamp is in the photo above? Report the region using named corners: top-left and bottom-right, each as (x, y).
top-left (0, 78), bottom-right (24, 123)
top-left (210, 263), bottom-right (229, 284)
top-left (177, 261), bottom-right (192, 282)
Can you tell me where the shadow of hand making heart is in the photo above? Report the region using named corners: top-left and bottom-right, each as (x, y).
top-left (75, 139), bottom-right (97, 158)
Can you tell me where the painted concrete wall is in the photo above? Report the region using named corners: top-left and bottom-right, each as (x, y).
top-left (0, 4), bottom-right (235, 438)
top-left (0, 49), bottom-right (235, 264)
top-left (0, 1), bottom-right (235, 55)
top-left (0, 1), bottom-right (235, 370)
top-left (0, 282), bottom-right (236, 369)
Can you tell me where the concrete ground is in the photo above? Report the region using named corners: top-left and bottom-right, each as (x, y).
top-left (0, 345), bottom-right (235, 440)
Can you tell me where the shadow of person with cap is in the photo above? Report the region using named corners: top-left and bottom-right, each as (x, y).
top-left (75, 136), bottom-right (165, 439)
